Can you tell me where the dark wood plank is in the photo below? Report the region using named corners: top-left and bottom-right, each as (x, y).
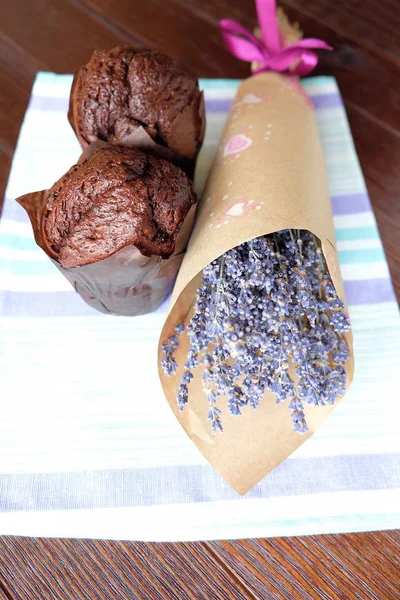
top-left (282, 0), bottom-right (400, 62)
top-left (345, 103), bottom-right (400, 297)
top-left (0, 41), bottom-right (33, 210)
top-left (0, 28), bottom-right (42, 87)
top-left (0, 150), bottom-right (11, 212)
top-left (0, 0), bottom-right (130, 205)
top-left (280, 5), bottom-right (400, 130)
top-left (0, 533), bottom-right (399, 599)
top-left (76, 0), bottom-right (250, 76)
top-left (209, 532), bottom-right (400, 599)
top-left (0, 58), bottom-right (31, 158)
top-left (0, 583), bottom-right (12, 600)
top-left (0, 0), bottom-right (127, 72)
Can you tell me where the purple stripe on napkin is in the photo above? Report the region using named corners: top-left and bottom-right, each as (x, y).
top-left (2, 198), bottom-right (29, 221)
top-left (29, 94), bottom-right (235, 115)
top-left (0, 453), bottom-right (398, 512)
top-left (311, 93), bottom-right (343, 109)
top-left (0, 278), bottom-right (395, 317)
top-left (205, 99), bottom-right (233, 112)
top-left (3, 190), bottom-right (372, 224)
top-left (344, 278), bottom-right (397, 305)
top-left (331, 193), bottom-right (371, 215)
top-left (0, 291), bottom-right (100, 317)
top-left (28, 96), bottom-right (69, 112)
top-left (0, 290), bottom-right (171, 317)
top-left (204, 93), bottom-right (342, 113)
top-left (28, 93), bottom-right (342, 116)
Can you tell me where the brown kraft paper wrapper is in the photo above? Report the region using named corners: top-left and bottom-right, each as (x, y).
top-left (158, 72), bottom-right (354, 494)
top-left (16, 138), bottom-right (196, 316)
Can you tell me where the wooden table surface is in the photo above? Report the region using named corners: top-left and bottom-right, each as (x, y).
top-left (0, 0), bottom-right (399, 598)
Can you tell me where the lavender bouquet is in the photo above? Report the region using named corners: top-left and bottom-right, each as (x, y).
top-left (162, 230), bottom-right (351, 436)
top-left (158, 4), bottom-right (353, 493)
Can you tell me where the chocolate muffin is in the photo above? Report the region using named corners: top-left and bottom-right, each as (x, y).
top-left (42, 146), bottom-right (196, 268)
top-left (68, 47), bottom-right (205, 162)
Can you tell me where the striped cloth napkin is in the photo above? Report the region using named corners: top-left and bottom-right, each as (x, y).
top-left (0, 73), bottom-right (399, 541)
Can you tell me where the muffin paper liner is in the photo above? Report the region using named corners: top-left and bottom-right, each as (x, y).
top-left (16, 136), bottom-right (197, 317)
top-left (158, 72), bottom-right (354, 493)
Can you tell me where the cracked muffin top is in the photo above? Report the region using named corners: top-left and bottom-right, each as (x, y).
top-left (68, 46), bottom-right (205, 161)
top-left (41, 146), bottom-right (196, 268)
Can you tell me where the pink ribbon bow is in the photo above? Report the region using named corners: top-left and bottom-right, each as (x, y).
top-left (220, 0), bottom-right (332, 76)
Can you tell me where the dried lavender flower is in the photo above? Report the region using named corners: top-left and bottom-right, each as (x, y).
top-left (161, 229), bottom-right (351, 434)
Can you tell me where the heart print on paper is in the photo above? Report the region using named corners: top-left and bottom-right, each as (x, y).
top-left (223, 134), bottom-right (253, 157)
